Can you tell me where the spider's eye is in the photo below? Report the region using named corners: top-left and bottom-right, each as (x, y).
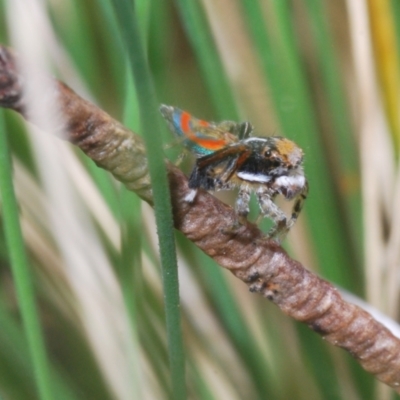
top-left (264, 150), bottom-right (271, 157)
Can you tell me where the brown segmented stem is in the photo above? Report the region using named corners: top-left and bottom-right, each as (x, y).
top-left (1, 45), bottom-right (399, 392)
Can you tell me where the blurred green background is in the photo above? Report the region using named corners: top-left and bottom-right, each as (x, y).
top-left (0, 0), bottom-right (399, 399)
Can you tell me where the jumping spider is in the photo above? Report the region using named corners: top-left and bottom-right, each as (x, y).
top-left (160, 104), bottom-right (308, 242)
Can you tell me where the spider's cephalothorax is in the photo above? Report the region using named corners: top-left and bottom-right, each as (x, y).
top-left (160, 105), bottom-right (308, 242)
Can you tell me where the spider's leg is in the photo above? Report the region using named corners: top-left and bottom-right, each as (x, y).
top-left (235, 186), bottom-right (251, 225)
top-left (216, 120), bottom-right (239, 132)
top-left (237, 122), bottom-right (253, 140)
top-left (188, 144), bottom-right (250, 189)
top-left (163, 138), bottom-right (188, 166)
top-left (216, 121), bottom-right (254, 140)
top-left (221, 186), bottom-right (251, 233)
top-left (286, 180), bottom-right (309, 230)
top-left (163, 138), bottom-right (181, 150)
top-left (219, 155), bottom-right (242, 183)
top-left (174, 151), bottom-right (187, 166)
top-left (256, 190), bottom-right (288, 242)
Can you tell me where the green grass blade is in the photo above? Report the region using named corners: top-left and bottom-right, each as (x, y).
top-left (240, 0), bottom-right (354, 288)
top-left (0, 301), bottom-right (38, 399)
top-left (118, 186), bottom-right (143, 398)
top-left (109, 0), bottom-right (186, 398)
top-left (0, 300), bottom-right (81, 400)
top-left (174, 0), bottom-right (238, 119)
top-left (296, 324), bottom-right (343, 400)
top-left (0, 111), bottom-right (53, 400)
top-left (303, 0), bottom-right (363, 289)
top-left (114, 71), bottom-right (146, 399)
top-left (191, 250), bottom-right (279, 398)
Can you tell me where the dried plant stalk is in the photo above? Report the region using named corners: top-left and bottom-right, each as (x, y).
top-left (0, 45), bottom-right (399, 392)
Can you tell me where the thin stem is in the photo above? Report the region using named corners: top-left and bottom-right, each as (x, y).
top-left (109, 1), bottom-right (187, 399)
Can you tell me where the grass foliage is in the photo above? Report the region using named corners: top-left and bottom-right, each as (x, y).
top-left (0, 0), bottom-right (399, 399)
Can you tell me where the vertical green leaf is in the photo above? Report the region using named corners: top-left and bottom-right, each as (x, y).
top-left (109, 0), bottom-right (186, 398)
top-left (0, 111), bottom-right (53, 400)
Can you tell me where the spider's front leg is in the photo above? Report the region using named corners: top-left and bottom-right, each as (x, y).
top-left (286, 181), bottom-right (309, 232)
top-left (256, 190), bottom-right (288, 243)
top-left (257, 180), bottom-right (309, 242)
